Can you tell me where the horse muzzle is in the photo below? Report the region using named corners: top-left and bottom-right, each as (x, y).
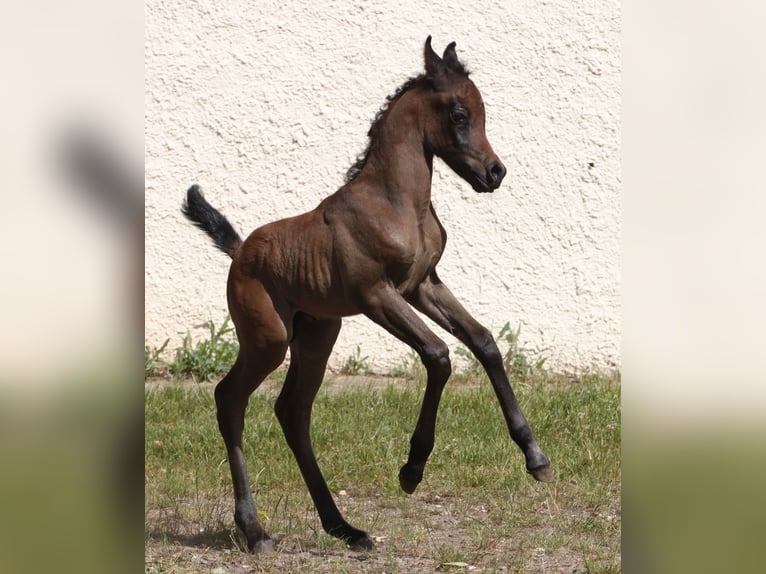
top-left (470, 160), bottom-right (507, 193)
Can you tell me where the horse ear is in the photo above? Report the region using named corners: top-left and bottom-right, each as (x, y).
top-left (424, 35), bottom-right (443, 78)
top-left (442, 42), bottom-right (460, 72)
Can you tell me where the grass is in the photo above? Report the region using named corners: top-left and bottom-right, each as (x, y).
top-left (145, 371), bottom-right (620, 572)
top-left (145, 318), bottom-right (620, 571)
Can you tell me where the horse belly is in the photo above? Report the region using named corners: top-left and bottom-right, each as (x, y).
top-left (291, 294), bottom-right (360, 319)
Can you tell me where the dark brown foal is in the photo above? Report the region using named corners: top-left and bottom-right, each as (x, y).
top-left (182, 36), bottom-right (552, 552)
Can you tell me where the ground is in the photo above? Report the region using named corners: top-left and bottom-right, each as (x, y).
top-left (145, 374), bottom-right (621, 574)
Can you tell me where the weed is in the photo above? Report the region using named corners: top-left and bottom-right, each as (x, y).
top-left (453, 345), bottom-right (483, 382)
top-left (170, 316), bottom-right (239, 382)
top-left (146, 318), bottom-right (545, 385)
top-left (340, 345), bottom-right (370, 376)
top-left (145, 338), bottom-right (169, 378)
top-left (453, 322), bottom-right (547, 383)
top-left (388, 350), bottom-right (427, 383)
top-left (499, 322), bottom-right (547, 380)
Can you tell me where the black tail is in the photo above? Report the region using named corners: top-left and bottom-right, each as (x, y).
top-left (182, 185), bottom-right (242, 258)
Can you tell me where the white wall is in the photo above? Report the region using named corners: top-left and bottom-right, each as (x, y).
top-left (145, 0), bottom-right (621, 373)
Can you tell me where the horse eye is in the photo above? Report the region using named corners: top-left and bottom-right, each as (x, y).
top-left (450, 109), bottom-right (468, 125)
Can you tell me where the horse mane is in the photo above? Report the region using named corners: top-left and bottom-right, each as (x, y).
top-left (344, 75), bottom-right (427, 184)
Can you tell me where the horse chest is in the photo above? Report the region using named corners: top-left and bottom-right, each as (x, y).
top-left (390, 220), bottom-right (444, 293)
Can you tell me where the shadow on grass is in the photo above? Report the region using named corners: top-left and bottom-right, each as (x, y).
top-left (145, 526), bottom-right (370, 561)
top-left (145, 526), bottom-right (239, 550)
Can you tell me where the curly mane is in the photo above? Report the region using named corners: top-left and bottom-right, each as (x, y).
top-left (344, 75), bottom-right (428, 184)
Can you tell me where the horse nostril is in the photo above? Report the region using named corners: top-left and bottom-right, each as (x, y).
top-left (487, 161), bottom-right (507, 186)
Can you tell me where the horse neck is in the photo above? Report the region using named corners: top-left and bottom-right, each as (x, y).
top-left (358, 89), bottom-right (434, 210)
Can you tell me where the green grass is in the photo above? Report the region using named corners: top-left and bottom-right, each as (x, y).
top-left (145, 372), bottom-right (620, 572)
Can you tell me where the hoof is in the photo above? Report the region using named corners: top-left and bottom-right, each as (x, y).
top-left (347, 533), bottom-right (375, 551)
top-left (248, 536), bottom-right (276, 554)
top-left (528, 463), bottom-right (554, 483)
top-left (328, 524), bottom-right (375, 551)
top-left (398, 465), bottom-right (423, 494)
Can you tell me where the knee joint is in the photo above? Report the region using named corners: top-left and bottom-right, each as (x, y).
top-left (473, 328), bottom-right (502, 364)
top-left (422, 343), bottom-right (451, 381)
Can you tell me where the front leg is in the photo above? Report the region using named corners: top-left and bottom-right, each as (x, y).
top-left (359, 283), bottom-right (454, 493)
top-left (409, 273), bottom-right (552, 482)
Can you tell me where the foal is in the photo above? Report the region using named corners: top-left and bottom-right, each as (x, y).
top-left (183, 37), bottom-right (552, 552)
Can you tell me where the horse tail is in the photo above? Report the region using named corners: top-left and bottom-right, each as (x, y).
top-left (182, 185), bottom-right (242, 258)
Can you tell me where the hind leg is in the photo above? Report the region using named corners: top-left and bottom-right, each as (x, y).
top-left (216, 348), bottom-right (286, 552)
top-left (274, 313), bottom-right (374, 550)
top-left (216, 284), bottom-right (290, 551)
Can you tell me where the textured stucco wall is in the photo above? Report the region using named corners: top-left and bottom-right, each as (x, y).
top-left (145, 0), bottom-right (621, 373)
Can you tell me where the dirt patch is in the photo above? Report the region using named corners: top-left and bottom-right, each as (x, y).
top-left (146, 491), bottom-right (619, 573)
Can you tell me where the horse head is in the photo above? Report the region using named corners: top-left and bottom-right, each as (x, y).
top-left (422, 36), bottom-right (507, 193)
